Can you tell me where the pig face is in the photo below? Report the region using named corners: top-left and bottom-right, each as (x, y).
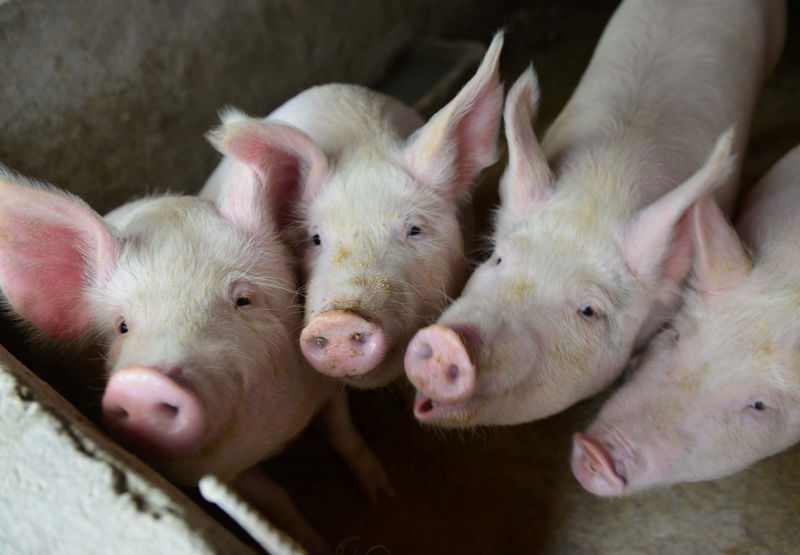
top-left (217, 33), bottom-right (505, 389)
top-left (98, 198), bottom-right (316, 484)
top-left (408, 182), bottom-right (647, 425)
top-left (0, 162), bottom-right (321, 485)
top-left (572, 197), bottom-right (800, 495)
top-left (297, 144), bottom-right (466, 388)
top-left (404, 68), bottom-right (735, 426)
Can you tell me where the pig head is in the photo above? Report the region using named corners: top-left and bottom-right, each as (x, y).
top-left (0, 155), bottom-right (325, 485)
top-left (204, 32), bottom-right (505, 389)
top-left (404, 0), bottom-right (785, 427)
top-left (572, 146), bottom-right (800, 495)
top-left (405, 68), bottom-right (736, 426)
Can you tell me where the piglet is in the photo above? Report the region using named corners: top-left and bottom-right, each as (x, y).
top-left (0, 121), bottom-right (391, 551)
top-left (404, 0), bottom-right (786, 426)
top-left (572, 145), bottom-right (800, 495)
top-left (201, 32), bottom-right (504, 389)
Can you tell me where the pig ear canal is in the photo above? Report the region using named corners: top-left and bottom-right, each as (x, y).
top-left (691, 195), bottom-right (752, 297)
top-left (208, 113), bottom-right (327, 234)
top-left (499, 65), bottom-right (553, 217)
top-left (623, 128), bottom-right (736, 286)
top-left (0, 175), bottom-right (117, 342)
top-left (403, 31), bottom-right (504, 203)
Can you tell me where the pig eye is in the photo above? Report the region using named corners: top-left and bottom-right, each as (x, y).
top-left (312, 233), bottom-right (321, 246)
top-left (495, 257), bottom-right (502, 265)
top-left (751, 400), bottom-right (766, 411)
top-left (235, 296), bottom-right (252, 307)
top-left (407, 225), bottom-right (422, 237)
top-left (579, 305), bottom-right (598, 319)
top-left (118, 320), bottom-right (128, 335)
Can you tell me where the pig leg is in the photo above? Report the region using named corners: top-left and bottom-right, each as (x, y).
top-left (232, 466), bottom-right (329, 555)
top-left (315, 390), bottom-right (395, 504)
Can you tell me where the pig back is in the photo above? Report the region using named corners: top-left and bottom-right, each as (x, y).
top-left (735, 146), bottom-right (800, 272)
top-left (542, 0), bottom-right (786, 214)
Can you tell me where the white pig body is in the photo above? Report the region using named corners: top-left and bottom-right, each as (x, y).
top-left (0, 150), bottom-right (391, 551)
top-left (572, 145), bottom-right (800, 495)
top-left (404, 0), bottom-right (786, 426)
top-left (202, 34), bottom-right (505, 389)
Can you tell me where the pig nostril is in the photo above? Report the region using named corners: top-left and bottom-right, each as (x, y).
top-left (108, 406), bottom-right (129, 420)
top-left (417, 343), bottom-right (433, 360)
top-left (312, 336), bottom-right (329, 349)
top-left (158, 403), bottom-right (180, 418)
top-left (446, 364), bottom-right (460, 383)
top-left (419, 398), bottom-right (434, 413)
top-left (352, 332), bottom-right (370, 344)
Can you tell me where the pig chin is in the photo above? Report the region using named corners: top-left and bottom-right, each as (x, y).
top-left (412, 391), bottom-right (489, 427)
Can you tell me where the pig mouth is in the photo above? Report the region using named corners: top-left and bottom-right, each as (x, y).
top-left (412, 391), bottom-right (486, 426)
top-left (571, 426), bottom-right (637, 496)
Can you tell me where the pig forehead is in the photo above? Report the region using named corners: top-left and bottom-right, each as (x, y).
top-left (496, 224), bottom-right (629, 293)
top-left (697, 322), bottom-right (800, 386)
top-left (656, 317), bottom-right (799, 396)
top-left (312, 158), bottom-right (432, 216)
top-left (113, 220), bottom-right (289, 298)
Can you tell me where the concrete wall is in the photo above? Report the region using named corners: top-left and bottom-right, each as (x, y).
top-left (0, 0), bottom-right (507, 213)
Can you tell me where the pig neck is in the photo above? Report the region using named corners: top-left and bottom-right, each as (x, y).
top-left (544, 129), bottom-right (678, 223)
top-left (737, 156), bottom-right (800, 281)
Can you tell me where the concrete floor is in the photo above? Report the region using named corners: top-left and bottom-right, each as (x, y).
top-left (2, 1), bottom-right (799, 553)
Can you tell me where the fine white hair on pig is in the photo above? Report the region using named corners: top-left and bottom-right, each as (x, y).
top-left (201, 32), bottom-right (506, 389)
top-left (0, 139), bottom-right (393, 551)
top-left (572, 144), bottom-right (800, 496)
top-left (403, 0), bottom-right (787, 427)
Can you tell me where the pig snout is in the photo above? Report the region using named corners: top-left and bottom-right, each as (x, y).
top-left (300, 310), bottom-right (388, 377)
top-left (405, 324), bottom-right (478, 405)
top-left (102, 366), bottom-right (207, 461)
top-left (570, 432), bottom-right (628, 496)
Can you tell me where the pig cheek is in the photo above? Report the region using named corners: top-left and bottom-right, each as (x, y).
top-left (104, 336), bottom-right (125, 375)
top-left (408, 246), bottom-right (456, 322)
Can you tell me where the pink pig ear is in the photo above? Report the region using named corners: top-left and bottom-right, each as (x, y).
top-left (0, 173), bottom-right (117, 342)
top-left (498, 66), bottom-right (553, 216)
top-left (691, 195), bottom-right (752, 295)
top-left (623, 129), bottom-right (736, 285)
top-left (404, 31), bottom-right (504, 202)
top-left (207, 109), bottom-right (327, 233)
